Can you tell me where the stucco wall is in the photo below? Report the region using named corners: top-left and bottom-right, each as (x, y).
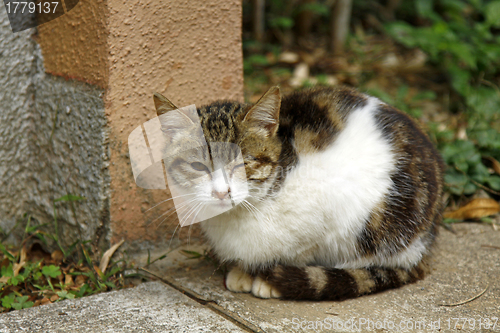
top-left (0, 12), bottom-right (36, 243)
top-left (1, 0), bottom-right (244, 250)
top-left (105, 0), bottom-right (244, 248)
top-left (0, 7), bottom-right (109, 248)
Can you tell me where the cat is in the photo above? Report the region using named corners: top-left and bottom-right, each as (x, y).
top-left (153, 85), bottom-right (444, 300)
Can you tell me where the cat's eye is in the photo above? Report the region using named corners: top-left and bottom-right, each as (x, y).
top-left (190, 162), bottom-right (208, 172)
top-left (230, 163), bottom-right (245, 177)
top-left (233, 163), bottom-right (245, 170)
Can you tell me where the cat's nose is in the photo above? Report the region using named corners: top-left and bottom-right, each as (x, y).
top-left (212, 190), bottom-right (230, 200)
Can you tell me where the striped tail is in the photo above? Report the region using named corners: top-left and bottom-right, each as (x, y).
top-left (261, 261), bottom-right (429, 300)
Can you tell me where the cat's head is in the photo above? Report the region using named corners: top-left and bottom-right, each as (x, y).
top-left (153, 87), bottom-right (283, 223)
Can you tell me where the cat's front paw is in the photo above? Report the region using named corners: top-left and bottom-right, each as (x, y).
top-left (226, 267), bottom-right (253, 293)
top-left (251, 276), bottom-right (282, 299)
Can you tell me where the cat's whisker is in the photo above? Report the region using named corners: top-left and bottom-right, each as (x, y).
top-left (244, 199), bottom-right (262, 215)
top-left (187, 203), bottom-right (206, 245)
top-left (148, 196), bottom-right (199, 227)
top-left (241, 200), bottom-right (260, 222)
top-left (154, 199), bottom-right (200, 230)
top-left (155, 208), bottom-right (182, 230)
top-left (179, 201), bottom-right (203, 227)
top-left (176, 202), bottom-right (203, 245)
top-left (144, 193), bottom-right (197, 214)
top-left (166, 223), bottom-right (180, 250)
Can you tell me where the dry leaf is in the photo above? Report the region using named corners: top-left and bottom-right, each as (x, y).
top-left (51, 250), bottom-right (64, 264)
top-left (279, 51), bottom-right (299, 64)
top-left (12, 247), bottom-right (27, 277)
top-left (444, 198), bottom-right (500, 220)
top-left (41, 297), bottom-right (51, 305)
top-left (75, 275), bottom-right (88, 286)
top-left (64, 274), bottom-right (74, 286)
top-left (99, 239), bottom-right (124, 274)
top-left (289, 62), bottom-right (310, 88)
top-left (485, 156), bottom-right (500, 175)
top-left (50, 295), bottom-right (59, 302)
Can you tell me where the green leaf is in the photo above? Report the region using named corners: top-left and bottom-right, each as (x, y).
top-left (443, 217), bottom-right (461, 224)
top-left (75, 284), bottom-right (90, 297)
top-left (104, 281), bottom-right (116, 289)
top-left (385, 22), bottom-right (417, 47)
top-left (487, 175), bottom-right (500, 190)
top-left (42, 265), bottom-right (62, 279)
top-left (0, 243), bottom-right (15, 261)
top-left (33, 271), bottom-right (42, 281)
top-left (11, 296), bottom-right (33, 310)
top-left (444, 171), bottom-right (468, 195)
top-left (81, 245), bottom-right (93, 267)
top-left (1, 263), bottom-right (14, 278)
top-left (413, 90), bottom-right (437, 101)
top-left (298, 3), bottom-right (329, 16)
top-left (415, 0), bottom-right (440, 21)
top-left (470, 163), bottom-right (490, 183)
top-left (446, 64), bottom-right (471, 96)
top-left (463, 182), bottom-right (477, 195)
top-left (57, 290), bottom-right (75, 300)
top-left (22, 301), bottom-right (34, 309)
top-left (269, 17), bottom-right (294, 29)
top-left (104, 266), bottom-right (122, 281)
top-left (465, 87), bottom-right (500, 118)
top-left (36, 233), bottom-right (48, 246)
top-left (25, 223), bottom-right (49, 234)
top-left (448, 42), bottom-right (476, 69)
top-left (180, 250), bottom-right (203, 259)
top-left (1, 294), bottom-right (16, 309)
top-left (485, 1), bottom-right (500, 27)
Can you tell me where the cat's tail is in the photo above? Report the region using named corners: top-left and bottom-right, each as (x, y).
top-left (261, 261), bottom-right (429, 300)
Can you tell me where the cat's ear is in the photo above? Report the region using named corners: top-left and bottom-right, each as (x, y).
top-left (244, 86), bottom-right (281, 137)
top-left (153, 92), bottom-right (178, 116)
top-left (153, 92), bottom-right (194, 133)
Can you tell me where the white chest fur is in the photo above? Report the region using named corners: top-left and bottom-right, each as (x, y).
top-left (201, 98), bottom-right (402, 270)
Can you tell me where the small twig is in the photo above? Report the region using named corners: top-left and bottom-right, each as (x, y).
top-left (138, 267), bottom-right (162, 280)
top-left (439, 284), bottom-right (489, 307)
top-left (481, 245), bottom-right (500, 250)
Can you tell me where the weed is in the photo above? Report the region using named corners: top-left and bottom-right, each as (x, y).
top-left (0, 195), bottom-right (137, 313)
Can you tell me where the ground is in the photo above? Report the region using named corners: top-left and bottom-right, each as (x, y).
top-left (2, 222), bottom-right (497, 332)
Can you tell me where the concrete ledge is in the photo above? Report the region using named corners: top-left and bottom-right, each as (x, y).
top-left (0, 281), bottom-right (244, 332)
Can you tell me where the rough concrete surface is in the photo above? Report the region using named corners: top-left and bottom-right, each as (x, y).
top-left (2, 0), bottom-right (245, 250)
top-left (104, 0), bottom-right (245, 248)
top-left (0, 9), bottom-right (37, 241)
top-left (0, 7), bottom-right (109, 248)
top-left (0, 281), bottom-right (244, 333)
top-left (137, 223), bottom-right (499, 332)
top-left (0, 223), bottom-right (497, 332)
